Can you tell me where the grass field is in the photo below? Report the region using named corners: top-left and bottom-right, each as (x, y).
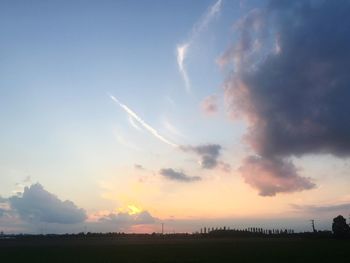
top-left (1, 236), bottom-right (349, 263)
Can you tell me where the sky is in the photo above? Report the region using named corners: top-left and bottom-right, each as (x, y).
top-left (1, 0), bottom-right (350, 234)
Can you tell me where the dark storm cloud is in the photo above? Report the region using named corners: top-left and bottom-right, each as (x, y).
top-left (9, 184), bottom-right (87, 224)
top-left (181, 144), bottom-right (222, 169)
top-left (225, 0), bottom-right (350, 157)
top-left (221, 0), bottom-right (350, 195)
top-left (159, 168), bottom-right (201, 182)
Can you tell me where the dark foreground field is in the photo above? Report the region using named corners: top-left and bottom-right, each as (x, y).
top-left (1, 236), bottom-right (349, 263)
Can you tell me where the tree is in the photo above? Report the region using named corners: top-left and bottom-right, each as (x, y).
top-left (332, 215), bottom-right (350, 238)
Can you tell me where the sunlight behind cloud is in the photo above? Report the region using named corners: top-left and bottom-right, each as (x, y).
top-left (127, 204), bottom-right (142, 215)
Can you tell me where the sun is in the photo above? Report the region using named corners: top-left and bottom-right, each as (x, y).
top-left (127, 205), bottom-right (142, 215)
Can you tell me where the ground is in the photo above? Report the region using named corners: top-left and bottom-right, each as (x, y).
top-left (0, 236), bottom-right (349, 262)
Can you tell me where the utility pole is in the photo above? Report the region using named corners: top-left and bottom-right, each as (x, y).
top-left (310, 219), bottom-right (316, 233)
top-left (161, 223), bottom-right (164, 235)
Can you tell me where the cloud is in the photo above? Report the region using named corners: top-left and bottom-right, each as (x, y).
top-left (191, 0), bottom-right (222, 38)
top-left (128, 115), bottom-right (142, 131)
top-left (134, 164), bottom-right (144, 170)
top-left (220, 0), bottom-right (350, 195)
top-left (291, 203), bottom-right (350, 215)
top-left (217, 8), bottom-right (267, 69)
top-left (181, 144), bottom-right (222, 169)
top-left (8, 183), bottom-right (87, 224)
top-left (99, 210), bottom-right (157, 225)
top-left (240, 156), bottom-right (315, 196)
top-left (110, 95), bottom-right (178, 148)
top-left (177, 44), bottom-right (191, 92)
top-left (201, 95), bottom-right (218, 115)
top-left (110, 95), bottom-right (227, 171)
top-left (218, 161), bottom-right (232, 173)
top-left (1, 188), bottom-right (159, 233)
top-left (163, 118), bottom-right (186, 139)
top-left (13, 176), bottom-right (33, 194)
top-left (0, 197), bottom-right (10, 218)
top-left (177, 0), bottom-right (222, 92)
top-left (115, 132), bottom-right (141, 151)
top-left (0, 196), bottom-right (7, 203)
top-left (160, 168), bottom-right (201, 182)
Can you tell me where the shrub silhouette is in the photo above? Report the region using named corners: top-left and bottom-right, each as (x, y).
top-left (332, 215), bottom-right (350, 238)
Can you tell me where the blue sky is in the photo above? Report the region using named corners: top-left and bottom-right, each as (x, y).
top-left (1, 0), bottom-right (350, 234)
top-left (0, 0), bottom-right (241, 189)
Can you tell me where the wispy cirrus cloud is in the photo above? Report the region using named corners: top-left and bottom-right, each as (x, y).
top-left (110, 95), bottom-right (178, 148)
top-left (114, 132), bottom-right (141, 151)
top-left (128, 115), bottom-right (142, 131)
top-left (110, 95), bottom-right (228, 171)
top-left (177, 44), bottom-right (191, 92)
top-left (162, 117), bottom-right (187, 139)
top-left (177, 0), bottom-right (222, 92)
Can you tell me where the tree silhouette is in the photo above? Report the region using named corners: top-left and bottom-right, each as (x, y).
top-left (332, 215), bottom-right (350, 238)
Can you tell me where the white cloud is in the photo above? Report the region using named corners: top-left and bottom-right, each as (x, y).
top-left (177, 44), bottom-right (191, 92)
top-left (176, 0), bottom-right (222, 92)
top-left (110, 95), bottom-right (178, 148)
top-left (163, 118), bottom-right (186, 139)
top-left (128, 115), bottom-right (142, 131)
top-left (114, 130), bottom-right (141, 151)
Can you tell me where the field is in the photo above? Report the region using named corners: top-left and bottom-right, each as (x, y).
top-left (1, 236), bottom-right (349, 263)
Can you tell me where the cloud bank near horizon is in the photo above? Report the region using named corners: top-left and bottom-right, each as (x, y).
top-left (99, 210), bottom-right (157, 225)
top-left (0, 183), bottom-right (159, 233)
top-left (8, 184), bottom-right (87, 224)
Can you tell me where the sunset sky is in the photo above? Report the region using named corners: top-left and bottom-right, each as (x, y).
top-left (1, 0), bottom-right (350, 234)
